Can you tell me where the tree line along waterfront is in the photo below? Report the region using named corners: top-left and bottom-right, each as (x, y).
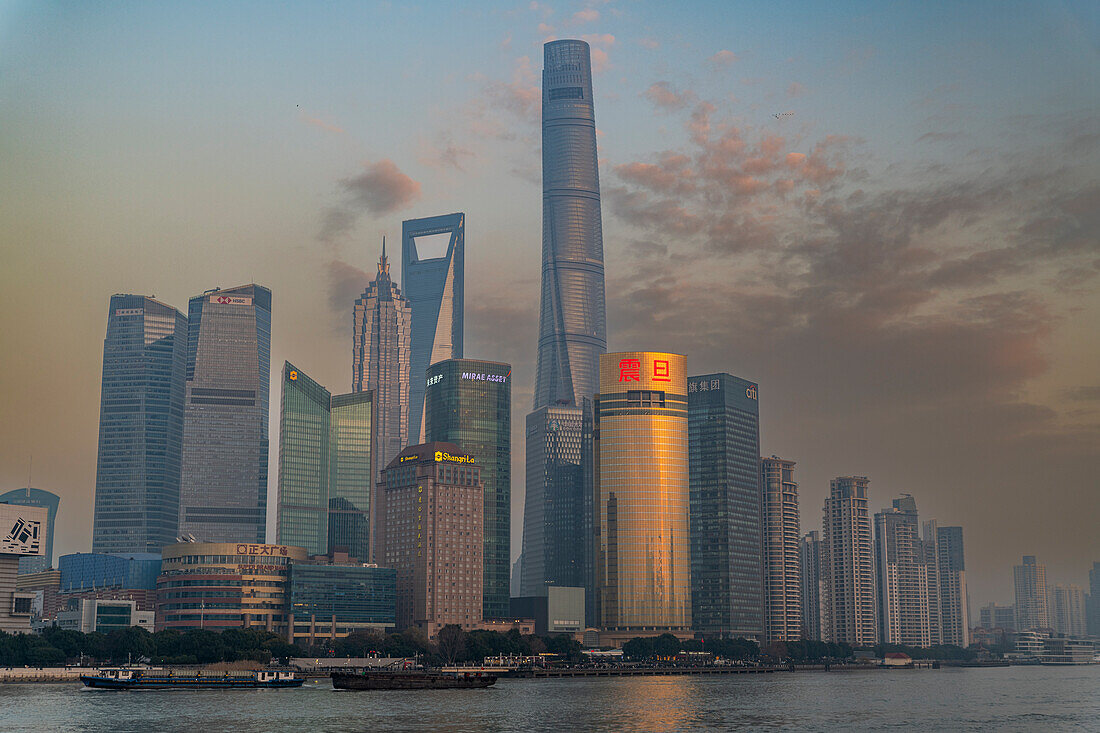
top-left (1, 622), bottom-right (980, 670)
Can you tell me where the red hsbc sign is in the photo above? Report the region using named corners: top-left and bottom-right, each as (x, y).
top-left (211, 295), bottom-right (252, 305)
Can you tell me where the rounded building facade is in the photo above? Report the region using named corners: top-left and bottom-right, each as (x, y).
top-left (156, 542), bottom-right (308, 633)
top-left (594, 352), bottom-right (691, 634)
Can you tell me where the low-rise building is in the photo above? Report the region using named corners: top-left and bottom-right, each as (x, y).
top-left (56, 598), bottom-right (154, 634)
top-left (156, 542), bottom-right (308, 634)
top-left (0, 503), bottom-right (48, 633)
top-left (510, 586), bottom-right (585, 637)
top-left (287, 553), bottom-right (397, 647)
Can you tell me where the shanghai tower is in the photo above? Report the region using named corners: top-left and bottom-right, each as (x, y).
top-left (534, 39), bottom-right (607, 408)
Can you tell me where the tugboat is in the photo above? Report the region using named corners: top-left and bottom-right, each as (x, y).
top-left (80, 667), bottom-right (305, 689)
top-left (331, 669), bottom-right (496, 690)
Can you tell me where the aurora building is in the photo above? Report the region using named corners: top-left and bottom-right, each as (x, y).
top-left (403, 213), bottom-right (464, 443)
top-left (276, 362), bottom-right (373, 561)
top-left (594, 352), bottom-right (690, 639)
top-left (353, 243), bottom-right (411, 494)
top-left (92, 295), bottom-right (188, 554)
top-left (687, 373), bottom-right (764, 640)
top-left (423, 359), bottom-right (511, 620)
top-left (178, 284), bottom-right (271, 544)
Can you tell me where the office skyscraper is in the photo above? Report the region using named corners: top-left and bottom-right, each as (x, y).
top-left (594, 352), bottom-right (690, 639)
top-left (0, 489), bottom-right (60, 574)
top-left (800, 531), bottom-right (826, 640)
top-left (276, 363), bottom-right (373, 560)
top-left (1048, 583), bottom-right (1086, 637)
top-left (92, 295), bottom-right (187, 554)
top-left (1013, 555), bottom-right (1049, 630)
top-left (823, 476), bottom-right (877, 645)
top-left (688, 373), bottom-right (763, 640)
top-left (761, 456), bottom-right (801, 643)
top-left (178, 284), bottom-right (271, 543)
top-left (403, 213), bottom-right (464, 443)
top-left (932, 524), bottom-right (969, 647)
top-left (534, 39), bottom-right (607, 409)
top-left (875, 495), bottom-right (937, 647)
top-left (519, 404), bottom-right (590, 597)
top-left (423, 358), bottom-right (511, 619)
top-left (353, 242), bottom-right (411, 494)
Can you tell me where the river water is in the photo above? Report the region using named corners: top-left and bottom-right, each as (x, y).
top-left (3, 665), bottom-right (1098, 731)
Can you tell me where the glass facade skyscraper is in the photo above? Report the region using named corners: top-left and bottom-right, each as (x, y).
top-left (423, 358), bottom-right (510, 620)
top-left (178, 284), bottom-right (271, 544)
top-left (353, 243), bottom-right (411, 493)
top-left (276, 362), bottom-right (373, 560)
top-left (402, 213), bottom-right (464, 443)
top-left (594, 352), bottom-right (690, 635)
top-left (535, 40), bottom-right (606, 409)
top-left (518, 404), bottom-right (591, 598)
top-left (687, 373), bottom-right (763, 640)
top-left (92, 295), bottom-right (187, 554)
top-left (0, 488), bottom-right (60, 574)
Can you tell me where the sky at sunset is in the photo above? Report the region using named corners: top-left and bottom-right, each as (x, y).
top-left (1, 0), bottom-right (1097, 608)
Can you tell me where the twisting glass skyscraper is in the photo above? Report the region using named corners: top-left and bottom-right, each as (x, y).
top-left (353, 242), bottom-right (411, 492)
top-left (534, 39), bottom-right (607, 408)
top-left (92, 295), bottom-right (187, 554)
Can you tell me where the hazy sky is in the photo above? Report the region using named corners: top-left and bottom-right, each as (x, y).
top-left (1, 1), bottom-right (1097, 607)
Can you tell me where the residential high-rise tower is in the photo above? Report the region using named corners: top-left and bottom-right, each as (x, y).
top-left (178, 284), bottom-right (271, 543)
top-left (932, 524), bottom-right (969, 647)
top-left (874, 495), bottom-right (937, 647)
top-left (1013, 555), bottom-right (1049, 631)
top-left (761, 456), bottom-right (801, 643)
top-left (688, 373), bottom-right (763, 640)
top-left (800, 531), bottom-right (826, 640)
top-left (403, 213), bottom-right (464, 443)
top-left (823, 476), bottom-right (877, 645)
top-left (92, 295), bottom-right (187, 554)
top-left (353, 242), bottom-right (411, 495)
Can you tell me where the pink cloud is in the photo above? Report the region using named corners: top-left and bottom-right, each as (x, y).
top-left (639, 37), bottom-right (660, 50)
top-left (644, 81), bottom-right (697, 111)
top-left (707, 49), bottom-right (738, 68)
top-left (341, 159), bottom-right (421, 215)
top-left (572, 8), bottom-right (599, 24)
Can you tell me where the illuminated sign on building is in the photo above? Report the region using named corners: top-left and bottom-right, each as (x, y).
top-left (460, 371), bottom-right (508, 383)
top-left (688, 378), bottom-right (721, 393)
top-left (652, 360), bottom-right (671, 382)
top-left (210, 295), bottom-right (253, 306)
top-left (234, 544), bottom-right (289, 557)
top-left (289, 370), bottom-right (298, 381)
top-left (400, 454), bottom-right (420, 463)
top-left (745, 384), bottom-right (758, 400)
top-left (618, 359), bottom-right (641, 382)
top-left (426, 374), bottom-right (444, 387)
top-left (433, 451), bottom-right (474, 464)
top-left (114, 308), bottom-right (144, 317)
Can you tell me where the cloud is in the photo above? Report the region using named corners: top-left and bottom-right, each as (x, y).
top-left (537, 22), bottom-right (554, 34)
top-left (644, 81), bottom-right (698, 111)
top-left (571, 8), bottom-right (599, 24)
top-left (582, 33), bottom-right (615, 73)
top-left (484, 55), bottom-right (540, 123)
top-left (325, 260), bottom-right (371, 318)
top-left (707, 49), bottom-right (738, 68)
top-left (1063, 386), bottom-right (1100, 401)
top-left (639, 37), bottom-right (660, 50)
top-left (787, 81), bottom-right (807, 97)
top-left (301, 114), bottom-right (345, 134)
top-left (341, 159), bottom-right (422, 215)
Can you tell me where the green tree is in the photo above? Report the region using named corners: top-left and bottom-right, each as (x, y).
top-left (106, 626), bottom-right (155, 663)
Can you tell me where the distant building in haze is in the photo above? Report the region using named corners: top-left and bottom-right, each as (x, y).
top-left (376, 443), bottom-right (483, 639)
top-left (1014, 555), bottom-right (1049, 631)
top-left (1089, 562), bottom-right (1100, 637)
top-left (92, 294), bottom-right (187, 554)
top-left (978, 602), bottom-right (1016, 632)
top-left (0, 489), bottom-right (60, 574)
top-left (874, 495), bottom-right (938, 647)
top-left (823, 476), bottom-right (877, 645)
top-left (403, 213), bottom-right (464, 443)
top-left (931, 524), bottom-right (968, 647)
top-left (178, 284), bottom-right (271, 544)
top-left (353, 242), bottom-right (411, 494)
top-left (800, 531), bottom-right (826, 640)
top-left (1048, 583), bottom-right (1086, 637)
top-left (276, 362), bottom-right (373, 561)
top-left (423, 358), bottom-right (511, 620)
top-left (761, 457), bottom-right (801, 643)
top-left (594, 352), bottom-right (691, 640)
top-left (688, 373), bottom-right (763, 641)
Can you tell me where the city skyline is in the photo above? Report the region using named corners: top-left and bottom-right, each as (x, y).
top-left (2, 1), bottom-right (1098, 606)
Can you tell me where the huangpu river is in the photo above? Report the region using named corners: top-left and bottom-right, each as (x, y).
top-left (4, 665), bottom-right (1098, 732)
